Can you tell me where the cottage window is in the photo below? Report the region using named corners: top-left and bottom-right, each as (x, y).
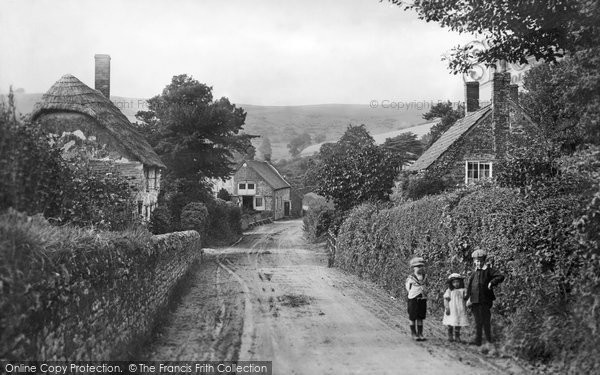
top-left (465, 161), bottom-right (493, 184)
top-left (239, 183), bottom-right (246, 190)
top-left (247, 183), bottom-right (255, 190)
top-left (138, 201), bottom-right (143, 216)
top-left (255, 197), bottom-right (263, 208)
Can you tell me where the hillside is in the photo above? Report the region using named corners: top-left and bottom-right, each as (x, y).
top-left (7, 94), bottom-right (427, 160)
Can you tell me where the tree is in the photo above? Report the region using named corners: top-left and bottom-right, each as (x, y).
top-left (422, 101), bottom-right (465, 147)
top-left (135, 74), bottom-right (255, 181)
top-left (287, 132), bottom-right (312, 157)
top-left (306, 125), bottom-right (397, 211)
top-left (258, 136), bottom-right (272, 161)
top-left (391, 0), bottom-right (600, 73)
top-left (520, 54), bottom-right (600, 148)
top-left (382, 132), bottom-right (424, 169)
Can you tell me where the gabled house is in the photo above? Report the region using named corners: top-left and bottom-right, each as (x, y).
top-left (31, 55), bottom-right (166, 221)
top-left (215, 160), bottom-right (292, 220)
top-left (407, 72), bottom-right (538, 184)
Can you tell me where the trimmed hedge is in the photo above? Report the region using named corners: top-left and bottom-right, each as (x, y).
top-left (0, 210), bottom-right (202, 360)
top-left (336, 180), bottom-right (599, 372)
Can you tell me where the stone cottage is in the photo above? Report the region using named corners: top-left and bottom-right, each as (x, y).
top-left (31, 55), bottom-right (166, 221)
top-left (216, 160), bottom-right (292, 220)
top-left (407, 72), bottom-right (538, 184)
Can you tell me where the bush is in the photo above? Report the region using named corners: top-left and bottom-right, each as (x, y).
top-left (205, 199), bottom-right (242, 245)
top-left (394, 172), bottom-right (453, 201)
top-left (302, 206), bottom-right (343, 242)
top-left (149, 205), bottom-right (173, 234)
top-left (180, 202), bottom-right (209, 239)
top-left (217, 188), bottom-right (231, 201)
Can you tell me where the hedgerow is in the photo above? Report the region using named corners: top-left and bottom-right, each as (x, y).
top-left (335, 146), bottom-right (600, 372)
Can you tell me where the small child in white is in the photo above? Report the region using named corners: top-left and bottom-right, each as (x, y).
top-left (443, 273), bottom-right (469, 343)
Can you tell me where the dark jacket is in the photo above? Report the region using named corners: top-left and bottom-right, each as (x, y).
top-left (466, 266), bottom-right (505, 305)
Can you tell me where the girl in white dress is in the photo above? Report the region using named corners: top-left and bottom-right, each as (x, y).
top-left (443, 273), bottom-right (469, 342)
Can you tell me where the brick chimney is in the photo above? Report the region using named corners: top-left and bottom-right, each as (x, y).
top-left (94, 54), bottom-right (111, 99)
top-left (464, 81), bottom-right (480, 114)
top-left (509, 84), bottom-right (519, 104)
top-left (492, 72), bottom-right (512, 158)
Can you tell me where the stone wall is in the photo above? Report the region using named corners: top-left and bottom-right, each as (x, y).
top-left (0, 228), bottom-right (202, 360)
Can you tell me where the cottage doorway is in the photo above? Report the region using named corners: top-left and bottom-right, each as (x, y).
top-left (284, 201), bottom-right (290, 217)
top-left (242, 196), bottom-right (254, 210)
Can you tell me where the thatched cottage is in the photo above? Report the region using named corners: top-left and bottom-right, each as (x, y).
top-left (215, 160), bottom-right (292, 220)
top-left (407, 72), bottom-right (538, 184)
top-left (31, 55), bottom-right (166, 221)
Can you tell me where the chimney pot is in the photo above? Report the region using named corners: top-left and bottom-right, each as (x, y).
top-left (464, 81), bottom-right (480, 114)
top-left (94, 54), bottom-right (111, 99)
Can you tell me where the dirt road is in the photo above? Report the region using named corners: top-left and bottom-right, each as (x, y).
top-left (143, 219), bottom-right (524, 374)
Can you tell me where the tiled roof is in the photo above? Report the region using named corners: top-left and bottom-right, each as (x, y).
top-left (407, 105), bottom-right (492, 171)
top-left (244, 160), bottom-right (291, 190)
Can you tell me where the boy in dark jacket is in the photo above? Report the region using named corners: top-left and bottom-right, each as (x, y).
top-left (466, 248), bottom-right (505, 346)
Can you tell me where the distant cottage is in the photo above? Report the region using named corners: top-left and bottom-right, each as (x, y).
top-left (31, 55), bottom-right (166, 221)
top-left (214, 160), bottom-right (292, 220)
top-left (407, 72), bottom-right (538, 184)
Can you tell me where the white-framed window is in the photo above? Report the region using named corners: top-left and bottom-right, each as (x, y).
top-left (238, 181), bottom-right (256, 195)
top-left (465, 161), bottom-right (493, 184)
top-left (254, 196), bottom-right (264, 210)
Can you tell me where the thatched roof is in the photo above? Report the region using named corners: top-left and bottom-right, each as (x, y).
top-left (31, 74), bottom-right (166, 169)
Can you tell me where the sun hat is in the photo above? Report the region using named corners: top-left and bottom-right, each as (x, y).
top-left (448, 273), bottom-right (464, 281)
top-left (409, 256), bottom-right (425, 267)
top-left (471, 248), bottom-right (487, 259)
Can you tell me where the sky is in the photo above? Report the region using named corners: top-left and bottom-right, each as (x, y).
top-left (0, 0), bottom-right (476, 105)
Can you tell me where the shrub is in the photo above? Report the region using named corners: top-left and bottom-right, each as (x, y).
top-left (217, 188), bottom-right (231, 201)
top-left (205, 199), bottom-right (242, 245)
top-left (149, 205), bottom-right (173, 234)
top-left (394, 172), bottom-right (453, 200)
top-left (180, 202), bottom-right (209, 239)
top-left (302, 206), bottom-right (343, 242)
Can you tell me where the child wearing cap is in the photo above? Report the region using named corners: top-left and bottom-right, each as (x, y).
top-left (443, 273), bottom-right (469, 343)
top-left (406, 256), bottom-right (427, 341)
top-left (466, 248), bottom-right (505, 346)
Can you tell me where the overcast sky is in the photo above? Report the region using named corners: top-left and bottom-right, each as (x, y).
top-left (0, 0), bottom-right (475, 105)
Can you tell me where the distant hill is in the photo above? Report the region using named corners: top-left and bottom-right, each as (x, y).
top-left (300, 119), bottom-right (439, 157)
top-left (7, 94), bottom-right (428, 160)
